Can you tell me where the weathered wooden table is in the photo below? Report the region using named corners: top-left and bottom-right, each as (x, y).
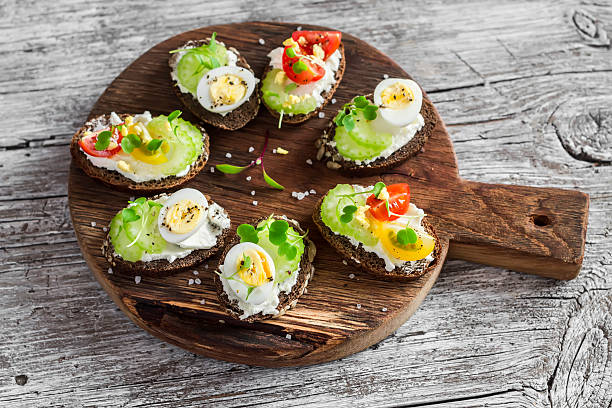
top-left (1, 1), bottom-right (610, 407)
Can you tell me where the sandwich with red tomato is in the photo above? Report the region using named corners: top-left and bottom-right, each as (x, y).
top-left (70, 110), bottom-right (209, 192)
top-left (313, 182), bottom-right (441, 280)
top-left (260, 30), bottom-right (345, 125)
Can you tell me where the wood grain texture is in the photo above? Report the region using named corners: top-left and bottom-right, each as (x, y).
top-left (1, 0), bottom-right (611, 406)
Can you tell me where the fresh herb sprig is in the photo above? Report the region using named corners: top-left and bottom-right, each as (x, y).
top-left (236, 216), bottom-right (307, 261)
top-left (334, 95), bottom-right (379, 132)
top-left (121, 197), bottom-right (163, 248)
top-left (215, 130), bottom-right (285, 190)
top-left (169, 32), bottom-right (221, 76)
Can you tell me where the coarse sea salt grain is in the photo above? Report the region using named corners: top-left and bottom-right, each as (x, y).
top-left (135, 276), bottom-right (141, 284)
top-left (382, 307), bottom-right (388, 312)
top-left (251, 190), bottom-right (255, 196)
top-left (331, 98), bottom-right (337, 104)
top-left (195, 278), bottom-right (201, 284)
top-left (219, 319), bottom-right (225, 324)
top-left (318, 112), bottom-right (325, 119)
top-left (383, 74), bottom-right (389, 79)
top-left (272, 148), bottom-right (277, 154)
top-left (193, 270), bottom-right (198, 275)
top-left (210, 167), bottom-right (215, 173)
top-left (103, 226), bottom-right (108, 232)
top-left (108, 267), bottom-right (113, 274)
top-left (342, 260), bottom-right (348, 265)
top-left (252, 200), bottom-right (258, 206)
top-left (356, 303), bottom-right (362, 309)
top-left (286, 334), bottom-right (292, 340)
top-left (258, 38), bottom-right (265, 45)
top-left (225, 152), bottom-right (232, 158)
top-left (349, 273), bottom-right (355, 279)
top-left (249, 146), bottom-right (255, 153)
top-left (306, 159), bottom-right (313, 165)
top-left (310, 189), bottom-right (316, 194)
top-left (188, 278), bottom-right (194, 285)
top-left (91, 221), bottom-right (96, 227)
top-left (246, 176), bottom-right (252, 181)
top-left (297, 26), bottom-right (302, 31)
top-left (200, 299), bottom-right (206, 305)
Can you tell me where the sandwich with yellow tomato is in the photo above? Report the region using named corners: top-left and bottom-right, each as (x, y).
top-left (313, 182), bottom-right (441, 280)
top-left (70, 110), bottom-right (209, 192)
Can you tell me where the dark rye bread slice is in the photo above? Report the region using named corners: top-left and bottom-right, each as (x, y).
top-left (102, 196), bottom-right (231, 277)
top-left (312, 195), bottom-right (442, 281)
top-left (316, 96), bottom-right (438, 177)
top-left (70, 113), bottom-right (210, 193)
top-left (169, 39), bottom-right (260, 131)
top-left (213, 215), bottom-right (316, 322)
top-left (260, 43), bottom-right (346, 124)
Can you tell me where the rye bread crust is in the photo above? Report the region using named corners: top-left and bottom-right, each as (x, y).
top-left (102, 197), bottom-right (231, 277)
top-left (213, 216), bottom-right (316, 322)
top-left (259, 43), bottom-right (346, 125)
top-left (70, 113), bottom-right (210, 193)
top-left (169, 39), bottom-right (260, 131)
top-left (312, 196), bottom-right (442, 281)
top-left (316, 97), bottom-right (438, 176)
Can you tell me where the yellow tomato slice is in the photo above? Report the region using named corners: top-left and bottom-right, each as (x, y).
top-left (375, 222), bottom-right (436, 261)
top-left (130, 143), bottom-right (168, 164)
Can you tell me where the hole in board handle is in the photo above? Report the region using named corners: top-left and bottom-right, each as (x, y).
top-left (531, 214), bottom-right (552, 227)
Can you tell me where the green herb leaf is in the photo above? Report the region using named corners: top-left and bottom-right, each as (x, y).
top-left (133, 197), bottom-right (147, 206)
top-left (292, 59), bottom-right (308, 74)
top-left (148, 200), bottom-right (163, 208)
top-left (363, 105), bottom-right (378, 120)
top-left (270, 220), bottom-right (289, 233)
top-left (354, 95), bottom-right (369, 108)
top-left (94, 131), bottom-right (112, 151)
top-left (339, 213), bottom-right (353, 224)
top-left (278, 241), bottom-right (298, 260)
top-left (262, 167), bottom-right (285, 190)
top-left (397, 228), bottom-right (418, 245)
top-left (284, 83), bottom-right (298, 92)
top-left (245, 286), bottom-right (255, 300)
top-left (237, 224), bottom-right (259, 244)
top-left (269, 220), bottom-right (289, 245)
top-left (342, 114), bottom-right (355, 132)
top-left (242, 255), bottom-right (252, 269)
top-left (334, 111), bottom-right (346, 127)
top-left (146, 139), bottom-right (163, 151)
top-left (121, 208), bottom-right (140, 223)
top-left (285, 47), bottom-right (297, 58)
top-left (342, 205), bottom-right (358, 215)
top-left (215, 164), bottom-right (249, 174)
top-left (372, 182), bottom-right (386, 198)
top-left (121, 136), bottom-right (135, 154)
top-left (127, 133), bottom-right (142, 147)
top-left (209, 32), bottom-right (217, 52)
top-left (167, 110), bottom-right (181, 123)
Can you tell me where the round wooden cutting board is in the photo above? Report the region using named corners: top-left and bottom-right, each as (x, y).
top-left (68, 22), bottom-right (589, 367)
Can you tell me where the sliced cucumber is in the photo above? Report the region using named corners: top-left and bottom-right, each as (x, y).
top-left (122, 204), bottom-right (165, 254)
top-left (321, 184), bottom-right (379, 247)
top-left (175, 42), bottom-right (229, 95)
top-left (256, 218), bottom-right (305, 284)
top-left (109, 213), bottom-right (144, 262)
top-left (335, 126), bottom-right (385, 161)
top-left (348, 111), bottom-right (392, 149)
top-left (261, 69), bottom-right (319, 115)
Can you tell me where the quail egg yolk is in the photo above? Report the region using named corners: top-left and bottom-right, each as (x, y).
top-left (380, 82), bottom-right (414, 110)
top-left (237, 249), bottom-right (273, 287)
top-left (210, 74), bottom-right (247, 106)
top-left (163, 199), bottom-right (202, 234)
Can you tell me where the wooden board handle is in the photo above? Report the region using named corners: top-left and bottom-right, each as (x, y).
top-left (430, 180), bottom-right (589, 280)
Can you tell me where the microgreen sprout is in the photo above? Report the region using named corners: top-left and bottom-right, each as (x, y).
top-left (169, 32), bottom-right (221, 75)
top-left (236, 216), bottom-right (307, 261)
top-left (334, 96), bottom-right (379, 132)
top-left (121, 198), bottom-right (162, 248)
top-left (397, 227), bottom-right (418, 245)
top-left (94, 130), bottom-right (112, 151)
top-left (215, 130), bottom-right (285, 190)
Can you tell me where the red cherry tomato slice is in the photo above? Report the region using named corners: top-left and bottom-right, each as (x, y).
top-left (291, 31), bottom-right (342, 60)
top-left (281, 46), bottom-right (325, 85)
top-left (78, 126), bottom-right (123, 158)
top-left (366, 183), bottom-right (411, 222)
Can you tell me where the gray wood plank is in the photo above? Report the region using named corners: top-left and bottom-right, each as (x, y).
top-left (0, 0), bottom-right (610, 406)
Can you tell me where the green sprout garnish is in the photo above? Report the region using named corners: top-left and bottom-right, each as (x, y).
top-left (215, 130), bottom-right (285, 190)
top-left (237, 224), bottom-right (259, 244)
top-left (236, 216), bottom-right (307, 261)
top-left (146, 139), bottom-right (163, 151)
top-left (339, 205), bottom-right (358, 224)
top-left (94, 130), bottom-right (112, 151)
top-left (169, 32), bottom-right (221, 75)
top-left (397, 227), bottom-right (418, 245)
top-left (121, 133), bottom-right (141, 154)
top-left (334, 96), bottom-right (379, 132)
top-left (241, 255), bottom-right (252, 270)
top-left (292, 59), bottom-right (308, 74)
top-left (121, 198), bottom-right (162, 248)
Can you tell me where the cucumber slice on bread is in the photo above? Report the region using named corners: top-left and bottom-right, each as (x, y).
top-left (260, 43), bottom-right (346, 125)
top-left (70, 113), bottom-right (209, 193)
top-left (213, 215), bottom-right (316, 322)
top-left (315, 96), bottom-right (438, 176)
top-left (169, 38), bottom-right (260, 131)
